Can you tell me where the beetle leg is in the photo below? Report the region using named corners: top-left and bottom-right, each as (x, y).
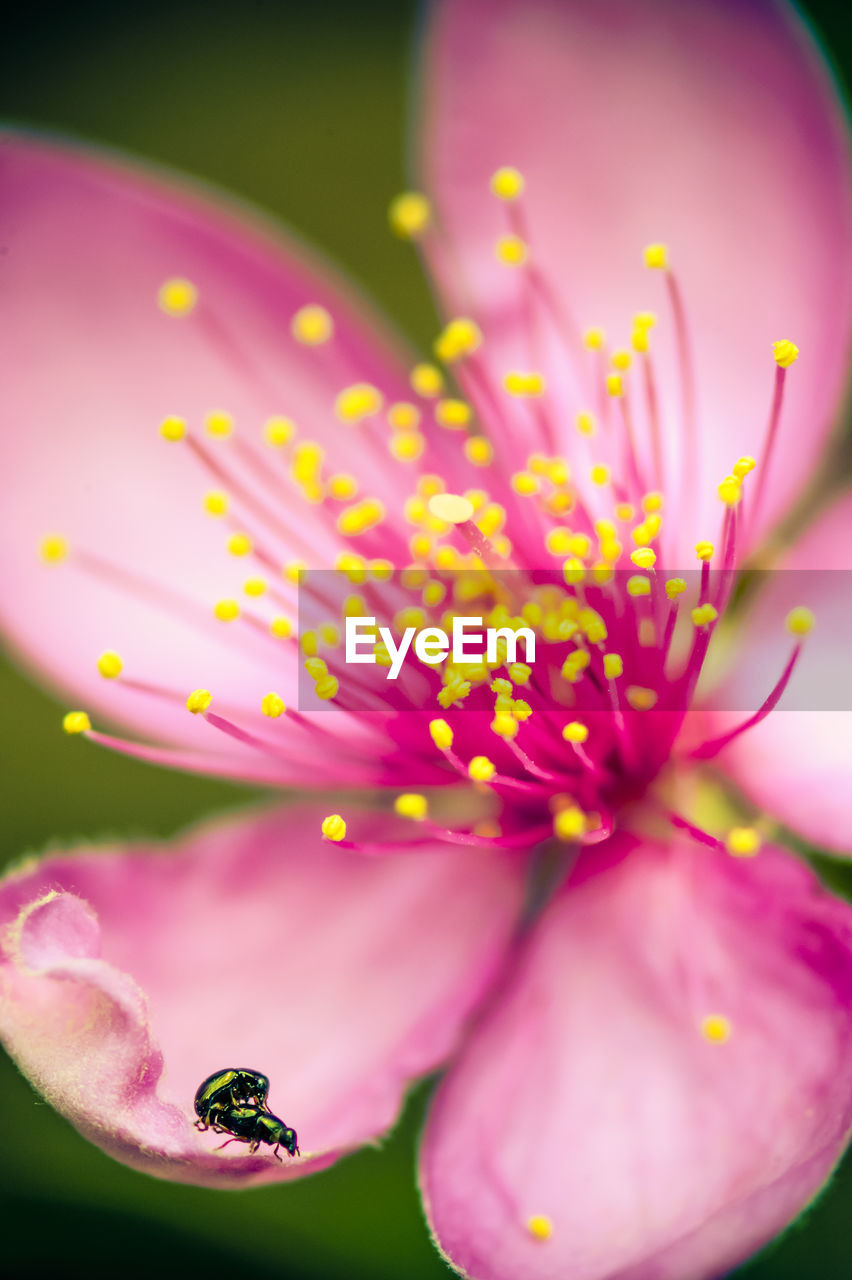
top-left (215, 1137), bottom-right (243, 1152)
top-left (249, 1140), bottom-right (260, 1153)
top-left (194, 1119), bottom-right (208, 1131)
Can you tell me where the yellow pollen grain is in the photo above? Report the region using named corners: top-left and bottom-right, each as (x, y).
top-left (527, 1216), bottom-right (553, 1242)
top-left (429, 718), bottom-right (454, 750)
top-left (264, 416), bottom-right (296, 447)
top-left (96, 650), bottom-right (123, 679)
top-left (337, 498), bottom-right (385, 537)
top-left (626, 686), bottom-right (658, 710)
top-left (583, 327), bottom-right (605, 351)
top-left (336, 383), bottom-right (384, 423)
top-left (63, 710), bottom-right (91, 734)
top-left (490, 166), bottom-right (525, 200)
top-left (702, 1015), bottom-right (732, 1044)
top-left (615, 503), bottom-right (635, 523)
top-left (261, 692), bottom-right (286, 718)
top-left (159, 415), bottom-right (186, 442)
top-left (786, 606), bottom-right (815, 636)
top-left (186, 689), bottom-right (212, 715)
top-left (214, 599), bottom-right (240, 622)
top-left (606, 373), bottom-right (623, 398)
top-left (590, 464), bottom-right (610, 486)
top-left (644, 243), bottom-right (668, 270)
top-left (328, 473), bottom-right (359, 501)
top-left (428, 492), bottom-right (475, 525)
top-left (504, 371), bottom-right (545, 397)
top-left (465, 436), bottom-right (493, 466)
top-left (270, 616), bottom-right (293, 639)
top-left (389, 191), bottom-right (432, 239)
top-left (205, 410), bottom-right (233, 439)
top-left (291, 304), bottom-right (333, 345)
top-left (468, 755), bottom-right (496, 782)
top-left (284, 560), bottom-right (306, 583)
top-left (203, 490), bottom-right (229, 517)
top-left (772, 339), bottom-right (799, 368)
top-left (436, 398), bottom-right (473, 429)
top-left (434, 317), bottom-right (482, 364)
top-left (227, 532), bottom-right (253, 557)
top-left (642, 492), bottom-right (664, 513)
top-left (496, 234), bottom-right (528, 266)
top-left (411, 362), bottom-right (444, 398)
top-left (695, 541), bottom-right (714, 562)
top-left (603, 653), bottom-right (623, 680)
top-left (158, 278), bottom-right (197, 316)
top-left (631, 327), bottom-right (649, 354)
top-left (40, 535), bottom-right (68, 563)
top-left (576, 411), bottom-right (596, 436)
top-left (611, 350), bottom-right (632, 371)
top-left (562, 721), bottom-right (588, 744)
top-left (634, 311), bottom-right (657, 330)
top-left (388, 401), bottom-right (421, 431)
top-left (243, 577), bottom-right (267, 597)
top-left (395, 793), bottom-right (429, 821)
top-left (390, 433), bottom-right (425, 462)
top-left (511, 471), bottom-right (540, 496)
top-left (631, 548), bottom-right (656, 569)
top-left (321, 813), bottom-right (347, 842)
top-left (726, 827), bottom-right (762, 857)
top-left (554, 806), bottom-right (586, 841)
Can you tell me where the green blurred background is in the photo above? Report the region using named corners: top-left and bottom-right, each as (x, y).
top-left (2, 1), bottom-right (851, 1275)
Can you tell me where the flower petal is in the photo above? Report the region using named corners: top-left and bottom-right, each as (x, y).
top-left (702, 489), bottom-right (852, 854)
top-left (0, 803), bottom-right (525, 1185)
top-left (420, 835), bottom-right (852, 1280)
top-left (0, 131), bottom-right (417, 780)
top-left (419, 0), bottom-right (852, 557)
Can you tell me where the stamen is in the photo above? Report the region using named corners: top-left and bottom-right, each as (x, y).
top-left (751, 341), bottom-right (798, 529)
top-left (158, 278), bottom-right (198, 316)
top-left (96, 651), bottom-right (123, 679)
top-left (725, 827), bottom-right (761, 857)
top-left (526, 1215), bottom-right (553, 1241)
top-left (39, 535), bottom-right (68, 563)
top-left (394, 793), bottom-right (429, 821)
top-left (291, 305), bottom-right (334, 346)
top-left (321, 814), bottom-right (347, 842)
top-left (490, 167), bottom-right (525, 201)
top-left (261, 693), bottom-right (287, 718)
top-left (388, 192), bottom-right (432, 240)
top-left (701, 1015), bottom-right (732, 1043)
top-left (62, 711), bottom-right (91, 734)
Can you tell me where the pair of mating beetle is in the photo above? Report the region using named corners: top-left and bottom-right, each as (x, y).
top-left (194, 1068), bottom-right (300, 1161)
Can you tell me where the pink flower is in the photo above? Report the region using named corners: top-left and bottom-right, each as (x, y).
top-left (2, 1), bottom-right (852, 1277)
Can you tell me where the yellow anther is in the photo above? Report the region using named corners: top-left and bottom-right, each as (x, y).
top-left (772, 339), bottom-right (799, 368)
top-left (527, 1216), bottom-right (553, 1242)
top-left (491, 714), bottom-right (519, 740)
top-left (62, 710), bottom-right (91, 734)
top-left (158, 278), bottom-right (197, 316)
top-left (436, 398), bottom-right (473, 429)
top-left (429, 718), bottom-right (454, 750)
top-left (626, 575), bottom-right (651, 597)
top-left (304, 656), bottom-right (328, 679)
top-left (261, 692), bottom-right (287, 718)
top-left (496, 234), bottom-right (528, 266)
top-left (243, 577), bottom-right (267, 597)
top-left (418, 474), bottom-right (446, 498)
top-left (701, 1015), bottom-right (732, 1044)
top-left (568, 534), bottom-right (591, 559)
top-left (468, 755), bottom-right (496, 782)
top-left (576, 411), bottom-right (596, 436)
top-left (410, 362), bottom-right (444, 398)
top-left (335, 383), bottom-right (384, 423)
top-left (786, 606), bottom-right (815, 636)
top-left (464, 436), bottom-right (493, 466)
top-left (583, 327), bottom-right (605, 351)
top-left (691, 603), bottom-right (719, 628)
top-left (328, 473), bottom-right (359, 501)
top-left (717, 475), bottom-right (742, 507)
top-left (733, 455), bottom-right (756, 480)
top-left (390, 433), bottom-right (425, 462)
top-left (214, 599), bottom-right (240, 622)
top-left (562, 557), bottom-right (585, 586)
top-left (388, 191), bottom-right (432, 239)
top-left (546, 459), bottom-right (570, 486)
top-left (203, 490), bottom-right (229, 517)
top-left (314, 675), bottom-right (339, 701)
top-left (186, 689), bottom-right (212, 715)
top-left (634, 311), bottom-right (657, 330)
top-left (428, 492), bottom-right (475, 525)
top-left (631, 326), bottom-right (649, 354)
top-left (695, 541), bottom-right (714, 562)
top-left (562, 722), bottom-right (589, 744)
top-left (291, 304), bottom-right (333, 346)
top-left (39, 535), bottom-right (68, 563)
top-left (553, 806), bottom-right (586, 841)
top-left (504, 371), bottom-right (546, 397)
top-left (370, 559), bottom-right (393, 580)
top-left (509, 663), bottom-right (532, 685)
top-left (605, 373), bottom-right (623, 398)
top-left (96, 651), bottom-right (123, 679)
top-left (611, 350), bottom-right (632, 371)
top-left (388, 402), bottom-right (421, 432)
top-left (631, 548), bottom-right (656, 569)
top-left (336, 553), bottom-right (367, 583)
top-left (511, 471), bottom-right (540, 496)
top-left (590, 464), bottom-right (610, 486)
top-left (490, 166), bottom-right (525, 200)
top-left (726, 827), bottom-right (762, 857)
top-left (603, 653), bottom-right (623, 680)
top-left (227, 532), bottom-right (253, 557)
top-left (270, 616), bottom-right (293, 639)
top-left (644, 243), bottom-right (668, 269)
top-left (301, 631), bottom-right (318, 657)
top-left (205, 410), bottom-right (233, 439)
top-left (545, 528), bottom-right (573, 556)
top-left (320, 623), bottom-right (340, 647)
top-left (562, 651), bottom-right (590, 683)
top-left (321, 813), bottom-right (347, 842)
top-left (592, 561), bottom-right (614, 584)
top-left (625, 685), bottom-right (658, 710)
top-left (642, 492), bottom-right (664, 513)
top-left (394, 793), bottom-right (429, 821)
top-left (615, 503), bottom-right (635, 522)
top-left (284, 560), bottom-right (306, 583)
top-left (159, 415), bottom-right (186, 442)
top-left (434, 318), bottom-right (482, 364)
top-left (512, 699), bottom-right (532, 721)
top-left (337, 498), bottom-right (385, 537)
top-left (665, 577), bottom-right (686, 599)
top-left (264, 416), bottom-right (296, 447)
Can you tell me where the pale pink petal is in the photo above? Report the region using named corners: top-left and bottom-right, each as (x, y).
top-left (419, 0), bottom-right (852, 558)
top-left (0, 803), bottom-right (525, 1185)
top-left (0, 131), bottom-right (421, 781)
top-left (421, 835), bottom-right (852, 1280)
top-left (700, 489), bottom-right (852, 853)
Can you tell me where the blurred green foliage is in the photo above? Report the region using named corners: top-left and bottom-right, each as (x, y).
top-left (1, 0), bottom-right (852, 1276)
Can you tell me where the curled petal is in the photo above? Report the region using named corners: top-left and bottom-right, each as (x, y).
top-left (0, 804), bottom-right (525, 1185)
top-left (420, 835), bottom-right (852, 1280)
top-left (419, 0), bottom-right (852, 557)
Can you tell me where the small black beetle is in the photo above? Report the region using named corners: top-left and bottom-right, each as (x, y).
top-left (194, 1068), bottom-right (270, 1131)
top-left (213, 1104), bottom-right (300, 1161)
